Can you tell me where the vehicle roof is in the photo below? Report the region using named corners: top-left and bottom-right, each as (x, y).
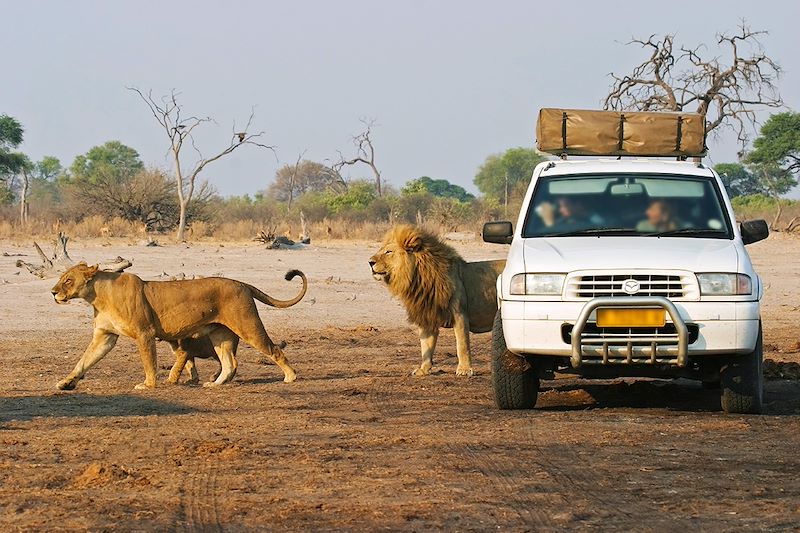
top-left (537, 158), bottom-right (717, 178)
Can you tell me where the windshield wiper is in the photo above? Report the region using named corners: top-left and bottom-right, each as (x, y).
top-left (543, 228), bottom-right (638, 237)
top-left (645, 228), bottom-right (729, 238)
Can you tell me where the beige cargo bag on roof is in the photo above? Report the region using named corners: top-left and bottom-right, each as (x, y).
top-left (536, 108), bottom-right (706, 157)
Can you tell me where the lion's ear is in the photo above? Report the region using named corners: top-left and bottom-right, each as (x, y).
top-left (78, 261), bottom-right (88, 267)
top-left (85, 264), bottom-right (100, 279)
top-left (402, 233), bottom-right (422, 253)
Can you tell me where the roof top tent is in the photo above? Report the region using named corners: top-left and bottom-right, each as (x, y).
top-left (535, 108), bottom-right (707, 162)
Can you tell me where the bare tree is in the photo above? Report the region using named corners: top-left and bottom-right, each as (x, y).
top-left (604, 23), bottom-right (783, 148)
top-left (129, 87), bottom-right (274, 241)
top-left (287, 150), bottom-right (306, 210)
top-left (334, 118), bottom-right (383, 196)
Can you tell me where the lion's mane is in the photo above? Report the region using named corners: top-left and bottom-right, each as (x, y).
top-left (381, 225), bottom-right (464, 330)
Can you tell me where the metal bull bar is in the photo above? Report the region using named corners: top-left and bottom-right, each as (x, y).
top-left (570, 296), bottom-right (689, 368)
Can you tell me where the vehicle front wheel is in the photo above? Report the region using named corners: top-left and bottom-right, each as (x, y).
top-left (491, 310), bottom-right (539, 409)
top-left (720, 322), bottom-right (764, 414)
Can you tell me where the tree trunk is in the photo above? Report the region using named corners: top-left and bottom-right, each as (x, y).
top-left (176, 199), bottom-right (189, 242)
top-left (771, 197), bottom-right (783, 231)
top-left (370, 163), bottom-right (382, 197)
top-left (19, 172), bottom-right (29, 225)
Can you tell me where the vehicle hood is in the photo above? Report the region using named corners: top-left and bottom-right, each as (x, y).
top-left (522, 236), bottom-right (740, 273)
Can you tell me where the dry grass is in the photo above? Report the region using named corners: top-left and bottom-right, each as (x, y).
top-left (8, 205), bottom-right (793, 243)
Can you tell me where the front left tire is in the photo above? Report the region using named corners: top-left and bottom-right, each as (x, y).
top-left (491, 310), bottom-right (539, 409)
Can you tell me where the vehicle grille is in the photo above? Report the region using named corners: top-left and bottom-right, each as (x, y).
top-left (564, 271), bottom-right (699, 300)
top-left (561, 323), bottom-right (699, 345)
top-left (561, 323), bottom-right (699, 365)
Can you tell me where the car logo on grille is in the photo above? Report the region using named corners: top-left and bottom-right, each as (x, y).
top-left (622, 279), bottom-right (641, 295)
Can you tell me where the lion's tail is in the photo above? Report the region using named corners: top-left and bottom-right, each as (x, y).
top-left (247, 269), bottom-right (308, 308)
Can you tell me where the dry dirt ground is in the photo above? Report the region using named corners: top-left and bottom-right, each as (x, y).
top-left (1, 233), bottom-right (799, 531)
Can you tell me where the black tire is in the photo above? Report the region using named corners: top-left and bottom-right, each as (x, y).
top-left (720, 322), bottom-right (764, 414)
top-left (491, 310), bottom-right (539, 409)
top-left (701, 380), bottom-right (721, 390)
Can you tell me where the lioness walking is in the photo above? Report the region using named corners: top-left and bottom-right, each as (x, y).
top-left (51, 263), bottom-right (306, 390)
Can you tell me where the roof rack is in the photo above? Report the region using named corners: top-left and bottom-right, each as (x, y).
top-left (536, 108), bottom-right (707, 159)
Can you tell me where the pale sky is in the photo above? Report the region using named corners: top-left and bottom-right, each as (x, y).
top-left (3, 0), bottom-right (799, 197)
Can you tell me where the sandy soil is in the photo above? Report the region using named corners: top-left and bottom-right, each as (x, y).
top-left (1, 233), bottom-right (799, 531)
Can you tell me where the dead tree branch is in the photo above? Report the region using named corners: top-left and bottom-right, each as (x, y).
top-left (604, 23), bottom-right (783, 148)
top-left (333, 118), bottom-right (383, 196)
top-left (15, 233), bottom-right (132, 278)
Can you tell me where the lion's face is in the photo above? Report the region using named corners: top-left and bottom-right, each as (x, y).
top-left (369, 241), bottom-right (404, 284)
top-left (51, 263), bottom-right (99, 304)
top-left (370, 225), bottom-right (424, 285)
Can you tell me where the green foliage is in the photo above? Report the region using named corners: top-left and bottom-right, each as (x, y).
top-left (35, 156), bottom-right (63, 181)
top-left (401, 176), bottom-right (474, 202)
top-left (0, 115), bottom-right (26, 190)
top-left (210, 194), bottom-right (279, 223)
top-left (474, 147), bottom-right (546, 202)
top-left (714, 163), bottom-right (761, 197)
top-left (714, 160), bottom-right (796, 198)
top-left (267, 160), bottom-right (344, 201)
top-left (746, 163), bottom-right (796, 197)
top-left (68, 141), bottom-right (144, 184)
top-left (731, 194), bottom-right (784, 210)
top-left (731, 193), bottom-right (799, 222)
top-left (0, 115), bottom-right (24, 150)
top-left (747, 112), bottom-right (800, 175)
top-left (323, 180), bottom-right (376, 214)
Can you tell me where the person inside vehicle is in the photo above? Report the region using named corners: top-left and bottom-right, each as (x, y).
top-left (536, 196), bottom-right (603, 232)
top-left (636, 199), bottom-right (679, 232)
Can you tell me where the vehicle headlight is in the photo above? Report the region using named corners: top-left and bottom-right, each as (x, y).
top-left (510, 273), bottom-right (566, 295)
top-left (697, 273), bottom-right (752, 295)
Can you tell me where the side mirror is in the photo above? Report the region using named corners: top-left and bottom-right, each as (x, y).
top-left (483, 221), bottom-right (513, 244)
top-left (740, 219), bottom-right (769, 245)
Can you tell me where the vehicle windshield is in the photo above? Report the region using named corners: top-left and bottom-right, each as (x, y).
top-left (522, 173), bottom-right (733, 239)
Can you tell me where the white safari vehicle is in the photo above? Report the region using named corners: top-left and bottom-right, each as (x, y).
top-left (484, 109), bottom-right (769, 414)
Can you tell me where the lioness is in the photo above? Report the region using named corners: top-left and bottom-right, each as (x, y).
top-left (369, 225), bottom-right (505, 376)
top-left (51, 263), bottom-right (307, 390)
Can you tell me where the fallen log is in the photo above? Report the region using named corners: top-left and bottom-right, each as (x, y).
top-left (15, 233), bottom-right (132, 278)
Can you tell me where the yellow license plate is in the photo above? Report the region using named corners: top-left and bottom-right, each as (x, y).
top-left (596, 308), bottom-right (666, 327)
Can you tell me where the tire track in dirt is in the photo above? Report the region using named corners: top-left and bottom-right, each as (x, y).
top-left (453, 442), bottom-right (560, 531)
top-left (177, 458), bottom-right (223, 533)
top-left (525, 424), bottom-right (693, 529)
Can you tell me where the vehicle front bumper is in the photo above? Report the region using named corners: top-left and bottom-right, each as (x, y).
top-left (500, 299), bottom-right (760, 365)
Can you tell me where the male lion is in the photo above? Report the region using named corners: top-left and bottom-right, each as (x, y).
top-left (51, 263), bottom-right (307, 390)
top-left (369, 225), bottom-right (505, 376)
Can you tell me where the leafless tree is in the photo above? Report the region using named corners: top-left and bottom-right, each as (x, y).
top-left (128, 87), bottom-right (274, 241)
top-left (287, 150), bottom-right (306, 210)
top-left (334, 118), bottom-right (383, 196)
top-left (604, 23), bottom-right (783, 148)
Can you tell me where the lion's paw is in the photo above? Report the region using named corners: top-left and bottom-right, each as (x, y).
top-left (202, 381), bottom-right (220, 388)
top-left (134, 382), bottom-right (155, 390)
top-left (57, 378), bottom-right (77, 390)
top-left (456, 366), bottom-right (475, 377)
top-left (412, 366), bottom-right (432, 377)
